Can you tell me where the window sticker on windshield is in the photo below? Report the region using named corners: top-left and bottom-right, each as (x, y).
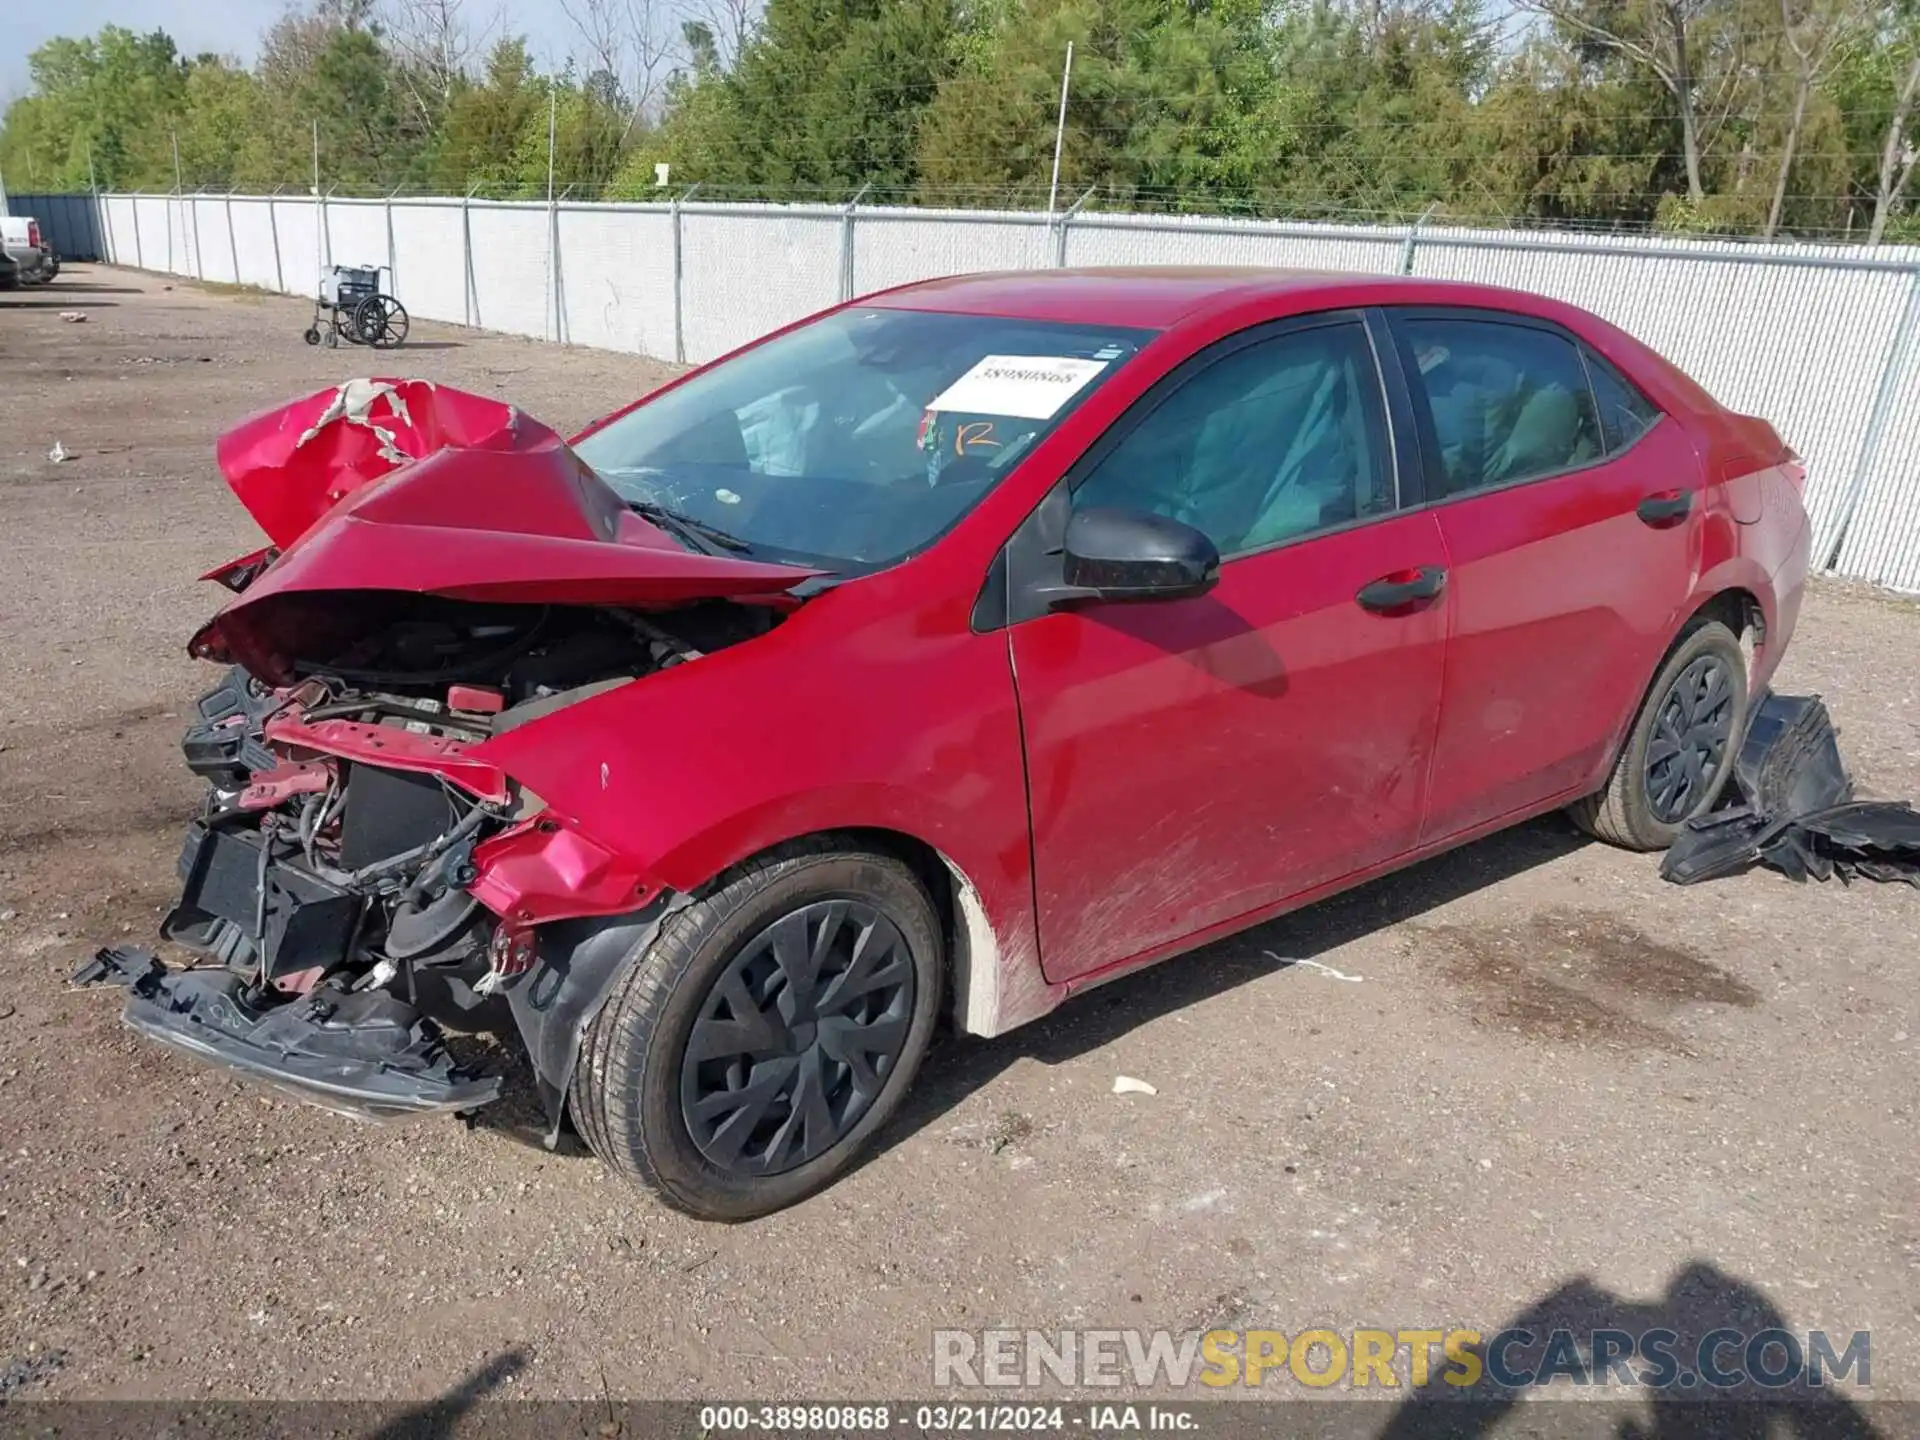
top-left (927, 356), bottom-right (1109, 420)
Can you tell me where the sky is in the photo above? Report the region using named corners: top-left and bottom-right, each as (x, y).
top-left (0, 0), bottom-right (585, 102)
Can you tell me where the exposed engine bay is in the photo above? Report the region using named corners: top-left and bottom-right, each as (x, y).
top-left (81, 596), bottom-right (773, 1120)
top-left (75, 378), bottom-right (808, 1128)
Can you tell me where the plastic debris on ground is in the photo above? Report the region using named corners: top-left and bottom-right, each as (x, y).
top-left (1111, 1076), bottom-right (1158, 1096)
top-left (46, 441), bottom-right (70, 463)
top-left (1661, 693), bottom-right (1920, 887)
top-left (1264, 951), bottom-right (1364, 982)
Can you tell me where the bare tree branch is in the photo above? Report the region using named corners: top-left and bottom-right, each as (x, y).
top-left (1870, 47), bottom-right (1920, 242)
top-left (1767, 0), bottom-right (1864, 237)
top-left (1511, 0), bottom-right (1730, 200)
top-left (557, 0), bottom-right (677, 138)
top-left (679, 0), bottom-right (758, 69)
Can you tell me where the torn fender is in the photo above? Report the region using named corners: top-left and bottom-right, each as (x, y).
top-left (198, 379), bottom-right (820, 681)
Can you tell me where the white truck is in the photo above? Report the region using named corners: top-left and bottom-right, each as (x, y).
top-left (0, 215), bottom-right (58, 286)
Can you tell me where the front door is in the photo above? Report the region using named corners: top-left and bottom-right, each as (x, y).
top-left (1004, 314), bottom-right (1451, 985)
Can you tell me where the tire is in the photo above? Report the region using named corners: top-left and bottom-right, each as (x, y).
top-left (571, 839), bottom-right (944, 1221)
top-left (352, 294), bottom-right (409, 348)
top-left (1568, 618), bottom-right (1749, 851)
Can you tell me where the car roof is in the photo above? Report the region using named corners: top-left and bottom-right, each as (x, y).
top-left (861, 266), bottom-right (1723, 417)
top-left (864, 267), bottom-right (1358, 328)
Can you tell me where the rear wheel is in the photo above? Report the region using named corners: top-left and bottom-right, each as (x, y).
top-left (571, 840), bottom-right (943, 1220)
top-left (352, 294), bottom-right (409, 348)
top-left (1568, 618), bottom-right (1748, 851)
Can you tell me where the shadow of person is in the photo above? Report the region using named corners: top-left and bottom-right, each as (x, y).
top-left (1376, 1262), bottom-right (1881, 1440)
top-left (362, 1348), bottom-right (532, 1440)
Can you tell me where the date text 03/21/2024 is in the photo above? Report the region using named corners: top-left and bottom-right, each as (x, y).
top-left (696, 1405), bottom-right (1189, 1433)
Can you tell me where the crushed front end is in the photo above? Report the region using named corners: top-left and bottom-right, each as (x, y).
top-left (76, 378), bottom-right (808, 1132)
top-left (77, 617), bottom-right (673, 1122)
top-left (76, 663), bottom-right (513, 1119)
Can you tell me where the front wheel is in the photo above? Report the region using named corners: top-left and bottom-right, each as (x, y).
top-left (571, 841), bottom-right (944, 1220)
top-left (1568, 618), bottom-right (1749, 851)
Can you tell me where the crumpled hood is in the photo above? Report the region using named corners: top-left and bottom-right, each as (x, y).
top-left (196, 379), bottom-right (818, 679)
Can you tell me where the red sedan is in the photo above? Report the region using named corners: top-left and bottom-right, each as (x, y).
top-left (82, 270), bottom-right (1810, 1219)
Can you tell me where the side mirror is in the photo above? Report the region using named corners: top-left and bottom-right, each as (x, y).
top-left (1042, 505), bottom-right (1220, 607)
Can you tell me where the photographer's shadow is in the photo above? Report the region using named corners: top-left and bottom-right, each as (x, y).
top-left (1377, 1262), bottom-right (1881, 1440)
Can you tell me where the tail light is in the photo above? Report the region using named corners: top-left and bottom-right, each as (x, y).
top-left (26, 221), bottom-right (42, 249)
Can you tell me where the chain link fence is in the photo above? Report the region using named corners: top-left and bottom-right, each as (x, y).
top-left (30, 189), bottom-right (1920, 591)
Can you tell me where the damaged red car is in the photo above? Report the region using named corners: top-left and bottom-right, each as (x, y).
top-left (78, 271), bottom-right (1811, 1219)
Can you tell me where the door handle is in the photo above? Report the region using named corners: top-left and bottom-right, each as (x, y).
top-left (1636, 490), bottom-right (1693, 527)
top-left (1355, 565), bottom-right (1447, 614)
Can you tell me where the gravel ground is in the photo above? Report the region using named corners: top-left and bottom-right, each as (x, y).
top-left (0, 269), bottom-right (1915, 1412)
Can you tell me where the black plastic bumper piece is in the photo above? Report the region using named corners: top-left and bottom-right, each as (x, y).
top-left (181, 666), bottom-right (281, 788)
top-left (504, 892), bottom-right (690, 1147)
top-left (72, 946), bottom-right (503, 1120)
top-left (1662, 693), bottom-right (1920, 886)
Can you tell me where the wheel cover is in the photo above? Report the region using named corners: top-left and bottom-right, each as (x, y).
top-left (679, 899), bottom-right (916, 1177)
top-left (1644, 652), bottom-right (1737, 824)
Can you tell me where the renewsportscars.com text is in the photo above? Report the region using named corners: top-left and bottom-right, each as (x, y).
top-left (931, 1327), bottom-right (1870, 1391)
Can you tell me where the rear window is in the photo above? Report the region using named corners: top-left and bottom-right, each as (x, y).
top-left (1584, 352), bottom-right (1663, 453)
top-left (1401, 318), bottom-right (1603, 497)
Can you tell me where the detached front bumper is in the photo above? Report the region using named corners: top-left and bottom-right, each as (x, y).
top-left (73, 946), bottom-right (502, 1120)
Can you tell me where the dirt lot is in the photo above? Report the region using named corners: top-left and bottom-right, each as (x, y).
top-left (0, 268), bottom-right (1916, 1410)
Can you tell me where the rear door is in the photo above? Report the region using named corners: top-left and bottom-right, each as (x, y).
top-left (1002, 312), bottom-right (1451, 985)
top-left (1382, 307), bottom-right (1699, 844)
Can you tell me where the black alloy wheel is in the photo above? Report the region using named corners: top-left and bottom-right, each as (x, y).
top-left (679, 899), bottom-right (916, 1177)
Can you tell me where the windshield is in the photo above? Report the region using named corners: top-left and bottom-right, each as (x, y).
top-left (575, 308), bottom-right (1153, 572)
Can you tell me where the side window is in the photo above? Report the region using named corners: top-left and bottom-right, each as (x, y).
top-left (1399, 318), bottom-right (1602, 498)
top-left (1071, 321), bottom-right (1392, 557)
top-left (1584, 350), bottom-right (1662, 453)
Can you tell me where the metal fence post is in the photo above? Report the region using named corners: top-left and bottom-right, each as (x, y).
top-left (672, 184), bottom-right (700, 364)
top-left (1400, 202), bottom-right (1440, 275)
top-left (839, 183), bottom-right (870, 302)
top-left (385, 186), bottom-right (400, 299)
top-left (1054, 186), bottom-right (1097, 267)
top-left (544, 92), bottom-right (559, 344)
top-left (224, 188), bottom-right (241, 284)
top-left (549, 197), bottom-right (564, 345)
top-left (1819, 267), bottom-right (1920, 572)
top-left (132, 194), bottom-right (145, 270)
top-left (461, 186), bottom-right (476, 327)
top-left (266, 196), bottom-right (285, 293)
